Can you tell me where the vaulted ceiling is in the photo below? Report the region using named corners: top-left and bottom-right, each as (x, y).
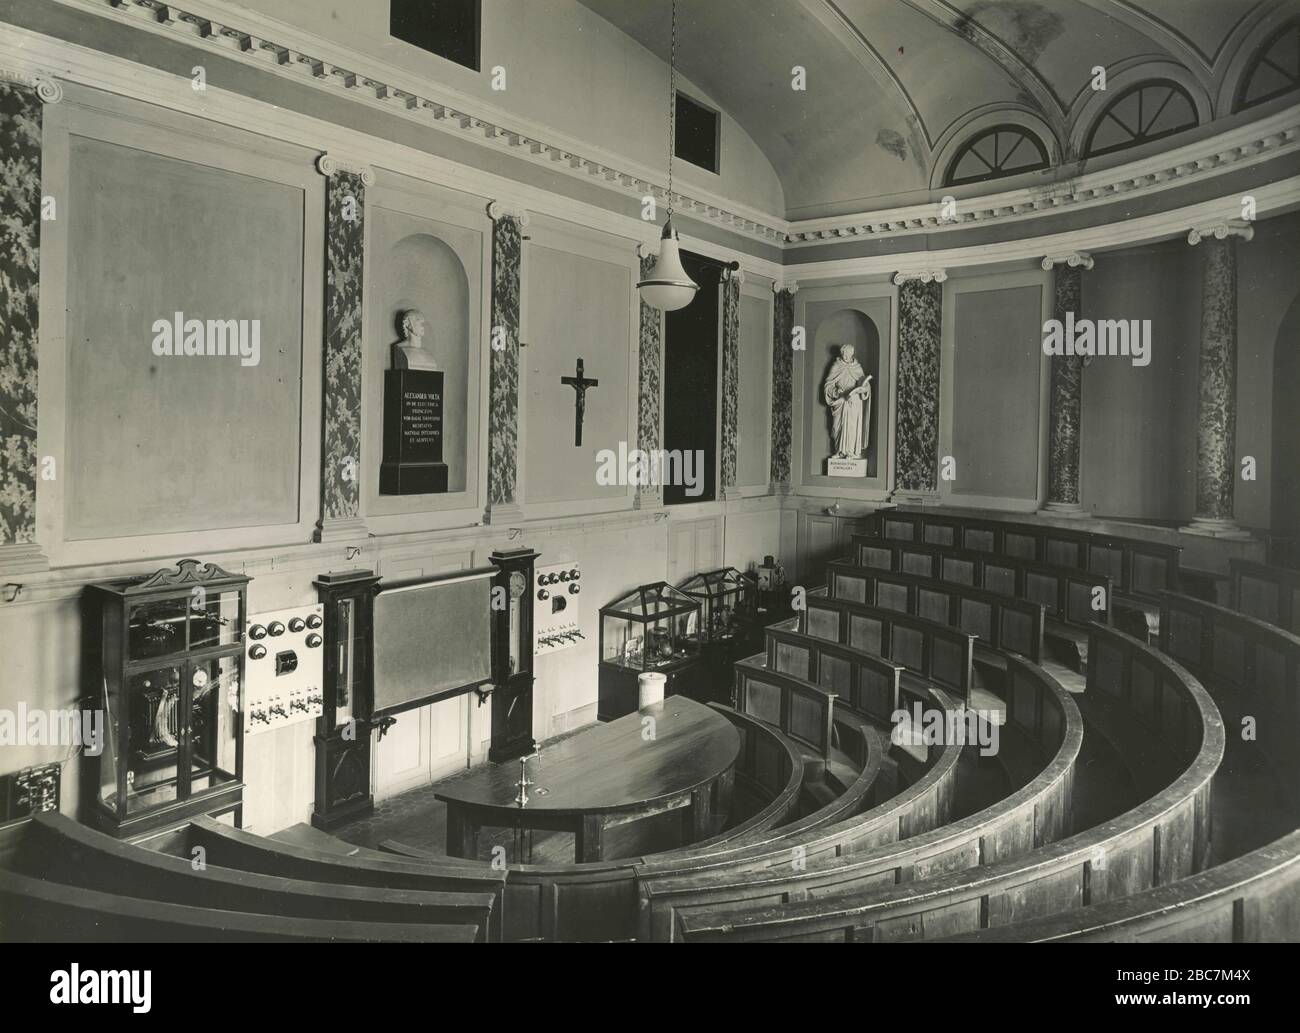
top-left (577, 0), bottom-right (1291, 219)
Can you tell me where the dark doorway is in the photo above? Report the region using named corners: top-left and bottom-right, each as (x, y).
top-left (662, 252), bottom-right (721, 505)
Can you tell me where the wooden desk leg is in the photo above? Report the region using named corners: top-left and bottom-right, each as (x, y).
top-left (445, 806), bottom-right (479, 859)
top-left (687, 784), bottom-right (713, 843)
top-left (575, 814), bottom-right (604, 862)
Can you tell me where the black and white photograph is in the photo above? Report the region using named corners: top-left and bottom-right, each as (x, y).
top-left (1, 0), bottom-right (1299, 977)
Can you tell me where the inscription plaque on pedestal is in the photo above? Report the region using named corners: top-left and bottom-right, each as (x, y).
top-left (381, 368), bottom-right (449, 495)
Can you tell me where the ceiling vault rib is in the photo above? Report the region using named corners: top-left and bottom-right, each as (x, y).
top-left (902, 0), bottom-right (1068, 149)
top-left (803, 0), bottom-right (935, 153)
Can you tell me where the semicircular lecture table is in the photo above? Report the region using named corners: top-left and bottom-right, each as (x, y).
top-left (435, 697), bottom-right (741, 863)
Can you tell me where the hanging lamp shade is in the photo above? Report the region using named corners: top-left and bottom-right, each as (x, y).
top-left (638, 220), bottom-right (699, 312)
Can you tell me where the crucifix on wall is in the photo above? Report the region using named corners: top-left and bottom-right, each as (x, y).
top-left (560, 357), bottom-right (599, 447)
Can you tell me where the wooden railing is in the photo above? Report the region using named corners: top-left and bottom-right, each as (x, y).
top-left (851, 536), bottom-right (1113, 629)
top-left (826, 561), bottom-right (1046, 662)
top-left (860, 509), bottom-right (1180, 601)
top-left (670, 624), bottom-right (1221, 942)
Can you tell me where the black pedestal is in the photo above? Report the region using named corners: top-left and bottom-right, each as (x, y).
top-left (381, 368), bottom-right (449, 495)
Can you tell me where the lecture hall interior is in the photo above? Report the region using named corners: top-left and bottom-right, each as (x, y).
top-left (1, 0), bottom-right (1299, 945)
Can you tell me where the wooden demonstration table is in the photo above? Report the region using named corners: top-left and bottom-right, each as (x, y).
top-left (435, 697), bottom-right (740, 863)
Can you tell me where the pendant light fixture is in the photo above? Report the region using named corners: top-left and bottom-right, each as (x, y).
top-left (637, 0), bottom-right (699, 312)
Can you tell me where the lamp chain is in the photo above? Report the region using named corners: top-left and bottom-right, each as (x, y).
top-left (667, 0), bottom-right (677, 223)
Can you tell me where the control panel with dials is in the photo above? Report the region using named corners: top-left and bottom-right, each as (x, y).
top-left (244, 604), bottom-right (324, 735)
top-left (534, 561), bottom-right (583, 655)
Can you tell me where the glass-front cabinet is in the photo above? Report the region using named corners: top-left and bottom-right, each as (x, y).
top-left (678, 568), bottom-right (756, 643)
top-left (84, 559), bottom-right (248, 838)
top-left (597, 583), bottom-right (705, 720)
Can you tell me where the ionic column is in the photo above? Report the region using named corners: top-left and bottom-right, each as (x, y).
top-left (634, 246), bottom-right (663, 510)
top-left (0, 72), bottom-right (61, 575)
top-left (1183, 221), bottom-right (1254, 539)
top-left (1040, 252), bottom-right (1094, 518)
top-left (314, 154), bottom-right (374, 543)
top-left (769, 283), bottom-right (797, 494)
top-left (893, 270), bottom-right (946, 503)
top-left (720, 266), bottom-right (743, 501)
top-left (485, 201), bottom-right (528, 524)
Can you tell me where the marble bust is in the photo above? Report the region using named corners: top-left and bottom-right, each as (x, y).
top-left (393, 308), bottom-right (439, 371)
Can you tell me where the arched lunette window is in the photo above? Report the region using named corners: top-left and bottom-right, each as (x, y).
top-left (942, 124), bottom-right (1051, 187)
top-left (1083, 80), bottom-right (1198, 158)
top-left (1237, 18), bottom-right (1300, 111)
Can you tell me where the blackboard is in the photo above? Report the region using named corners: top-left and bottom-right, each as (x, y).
top-left (373, 568), bottom-right (494, 715)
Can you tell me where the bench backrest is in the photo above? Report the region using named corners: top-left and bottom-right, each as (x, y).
top-left (852, 535), bottom-right (1112, 627)
top-left (733, 657), bottom-right (835, 757)
top-left (827, 561), bottom-right (1046, 662)
top-left (800, 596), bottom-right (976, 703)
top-left (1229, 558), bottom-right (1300, 635)
top-left (860, 510), bottom-right (1179, 600)
top-left (763, 624), bottom-right (907, 724)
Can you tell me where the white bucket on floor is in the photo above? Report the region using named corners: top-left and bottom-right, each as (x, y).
top-left (638, 672), bottom-right (667, 708)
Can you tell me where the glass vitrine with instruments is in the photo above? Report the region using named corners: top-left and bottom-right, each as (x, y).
top-left (83, 559), bottom-right (248, 838)
top-left (597, 582), bottom-right (705, 720)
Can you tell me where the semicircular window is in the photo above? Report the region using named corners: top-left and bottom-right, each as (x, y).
top-left (1237, 19), bottom-right (1300, 111)
top-left (1083, 81), bottom-right (1198, 158)
top-left (943, 125), bottom-right (1051, 187)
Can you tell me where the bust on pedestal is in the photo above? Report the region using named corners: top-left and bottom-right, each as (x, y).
top-left (381, 309), bottom-right (450, 495)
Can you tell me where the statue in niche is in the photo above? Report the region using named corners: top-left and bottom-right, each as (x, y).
top-left (823, 343), bottom-right (872, 459)
top-left (392, 308), bottom-right (439, 371)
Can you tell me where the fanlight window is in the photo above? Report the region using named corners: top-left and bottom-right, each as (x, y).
top-left (943, 125), bottom-right (1050, 187)
top-left (1083, 81), bottom-right (1198, 157)
top-left (1237, 19), bottom-right (1300, 111)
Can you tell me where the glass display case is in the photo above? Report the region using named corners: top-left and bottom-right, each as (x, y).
top-left (678, 567), bottom-right (757, 643)
top-left (83, 559), bottom-right (248, 838)
top-left (598, 582), bottom-right (705, 720)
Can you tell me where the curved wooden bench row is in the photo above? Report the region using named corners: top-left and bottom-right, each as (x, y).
top-left (1229, 558), bottom-right (1300, 636)
top-left (851, 535), bottom-right (1113, 632)
top-left (961, 597), bottom-right (1300, 942)
top-left (0, 865), bottom-right (478, 942)
top-left (801, 595), bottom-right (977, 703)
top-left (826, 561), bottom-right (1047, 664)
top-left (9, 811), bottom-right (496, 938)
top-left (862, 509), bottom-right (1180, 602)
top-left (673, 624), bottom-right (1222, 942)
top-left (636, 633), bottom-right (1082, 940)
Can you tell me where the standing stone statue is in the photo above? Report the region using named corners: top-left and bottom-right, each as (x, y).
top-left (393, 308), bottom-right (439, 370)
top-left (823, 343), bottom-right (872, 459)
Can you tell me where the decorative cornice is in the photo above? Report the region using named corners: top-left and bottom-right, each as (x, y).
top-left (53, 0), bottom-right (1300, 251)
top-left (315, 152), bottom-right (375, 185)
top-left (1041, 251), bottom-right (1095, 271)
top-left (1187, 220), bottom-right (1255, 245)
top-left (893, 269), bottom-right (948, 285)
top-left (0, 68), bottom-right (63, 102)
top-left (487, 200), bottom-right (530, 226)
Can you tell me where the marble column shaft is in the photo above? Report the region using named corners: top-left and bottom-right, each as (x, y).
top-left (1194, 236), bottom-right (1239, 522)
top-left (894, 279), bottom-right (943, 493)
top-left (720, 271), bottom-right (741, 496)
top-left (1045, 265), bottom-right (1084, 507)
top-left (488, 215), bottom-right (522, 509)
top-left (320, 170), bottom-right (366, 526)
top-left (635, 253), bottom-right (662, 507)
top-left (769, 288), bottom-right (794, 489)
top-left (0, 82), bottom-right (43, 547)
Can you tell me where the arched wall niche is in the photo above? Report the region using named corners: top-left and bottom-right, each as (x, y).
top-left (800, 301), bottom-right (890, 489)
top-left (362, 189), bottom-right (487, 526)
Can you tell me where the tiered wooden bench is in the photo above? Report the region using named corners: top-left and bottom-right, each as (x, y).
top-left (1230, 558), bottom-right (1300, 635)
top-left (671, 623), bottom-right (1220, 941)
